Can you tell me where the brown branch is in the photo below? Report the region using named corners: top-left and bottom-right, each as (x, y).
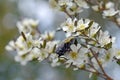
top-left (71, 63), bottom-right (105, 78)
top-left (64, 10), bottom-right (73, 18)
top-left (90, 48), bottom-right (113, 80)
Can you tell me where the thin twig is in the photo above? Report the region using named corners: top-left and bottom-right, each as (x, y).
top-left (90, 48), bottom-right (113, 80)
top-left (64, 10), bottom-right (73, 18)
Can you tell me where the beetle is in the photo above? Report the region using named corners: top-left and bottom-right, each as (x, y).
top-left (55, 37), bottom-right (78, 57)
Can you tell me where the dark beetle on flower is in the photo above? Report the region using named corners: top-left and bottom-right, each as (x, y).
top-left (55, 37), bottom-right (78, 57)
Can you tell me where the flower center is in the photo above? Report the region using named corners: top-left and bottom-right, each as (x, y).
top-left (69, 25), bottom-right (74, 31)
top-left (78, 24), bottom-right (86, 30)
top-left (70, 51), bottom-right (78, 60)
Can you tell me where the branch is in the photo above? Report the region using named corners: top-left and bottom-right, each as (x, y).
top-left (90, 48), bottom-right (113, 80)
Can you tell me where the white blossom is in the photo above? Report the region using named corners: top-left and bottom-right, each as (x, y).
top-left (37, 40), bottom-right (59, 62)
top-left (15, 55), bottom-right (28, 65)
top-left (114, 49), bottom-right (120, 59)
top-left (65, 44), bottom-right (89, 68)
top-left (88, 22), bottom-right (101, 38)
top-left (41, 31), bottom-right (55, 40)
top-left (75, 0), bottom-right (89, 9)
top-left (49, 53), bottom-right (60, 67)
top-left (61, 18), bottom-right (76, 37)
top-left (103, 8), bottom-right (119, 18)
top-left (92, 5), bottom-right (99, 12)
top-left (76, 19), bottom-right (90, 31)
top-left (98, 30), bottom-right (115, 47)
top-left (105, 2), bottom-right (115, 9)
top-left (17, 18), bottom-right (39, 34)
top-left (45, 41), bottom-right (59, 54)
top-left (98, 49), bottom-right (115, 67)
top-left (15, 33), bottom-right (33, 56)
top-left (37, 48), bottom-right (49, 62)
top-left (5, 40), bottom-right (15, 51)
top-left (15, 47), bottom-right (41, 65)
top-left (92, 1), bottom-right (104, 12)
top-left (66, 3), bottom-right (82, 15)
top-left (58, 0), bottom-right (72, 7)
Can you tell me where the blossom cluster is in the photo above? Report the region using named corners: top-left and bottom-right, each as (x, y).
top-left (49, 0), bottom-right (89, 15)
top-left (5, 17), bottom-right (120, 79)
top-left (92, 1), bottom-right (119, 17)
top-left (50, 0), bottom-right (120, 27)
top-left (59, 18), bottom-right (119, 69)
top-left (90, 1), bottom-right (120, 27)
top-left (5, 0), bottom-right (120, 80)
top-left (5, 19), bottom-right (60, 66)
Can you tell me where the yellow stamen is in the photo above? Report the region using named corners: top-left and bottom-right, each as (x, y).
top-left (70, 51), bottom-right (78, 60)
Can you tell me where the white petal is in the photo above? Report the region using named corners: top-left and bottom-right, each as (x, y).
top-left (62, 26), bottom-right (68, 31)
top-left (70, 44), bottom-right (77, 52)
top-left (77, 44), bottom-right (81, 50)
top-left (65, 32), bottom-right (72, 37)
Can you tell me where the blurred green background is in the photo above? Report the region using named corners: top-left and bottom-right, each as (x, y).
top-left (0, 0), bottom-right (120, 80)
